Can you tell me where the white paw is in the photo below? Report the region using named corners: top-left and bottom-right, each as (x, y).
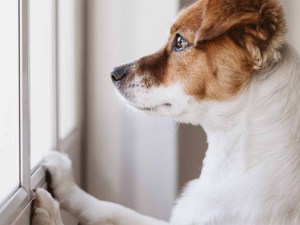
top-left (43, 151), bottom-right (74, 201)
top-left (32, 189), bottom-right (64, 225)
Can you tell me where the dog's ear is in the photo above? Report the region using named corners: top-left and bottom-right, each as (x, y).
top-left (195, 0), bottom-right (286, 69)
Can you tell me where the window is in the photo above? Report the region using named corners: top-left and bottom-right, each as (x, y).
top-left (58, 0), bottom-right (77, 140)
top-left (30, 0), bottom-right (55, 169)
top-left (0, 0), bottom-right (80, 223)
top-left (0, 0), bottom-right (19, 204)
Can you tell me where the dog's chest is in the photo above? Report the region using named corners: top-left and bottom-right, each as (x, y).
top-left (169, 179), bottom-right (250, 225)
top-left (170, 179), bottom-right (230, 225)
top-left (169, 177), bottom-right (300, 225)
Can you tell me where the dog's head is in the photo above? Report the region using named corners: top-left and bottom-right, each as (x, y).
top-left (111, 0), bottom-right (286, 124)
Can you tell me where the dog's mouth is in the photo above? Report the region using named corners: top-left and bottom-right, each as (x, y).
top-left (132, 103), bottom-right (172, 112)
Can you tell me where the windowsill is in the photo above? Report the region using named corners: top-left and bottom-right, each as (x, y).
top-left (31, 166), bottom-right (46, 190)
top-left (0, 188), bottom-right (30, 225)
top-left (0, 168), bottom-right (46, 225)
top-left (0, 128), bottom-right (80, 225)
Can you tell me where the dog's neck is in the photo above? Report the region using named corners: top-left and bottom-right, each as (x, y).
top-left (197, 44), bottom-right (300, 186)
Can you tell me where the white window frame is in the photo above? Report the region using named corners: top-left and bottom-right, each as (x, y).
top-left (0, 0), bottom-right (31, 223)
top-left (0, 0), bottom-right (81, 224)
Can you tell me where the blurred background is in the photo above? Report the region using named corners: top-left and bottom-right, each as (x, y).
top-left (84, 0), bottom-right (215, 220)
top-left (0, 0), bottom-right (299, 224)
top-left (83, 0), bottom-right (207, 220)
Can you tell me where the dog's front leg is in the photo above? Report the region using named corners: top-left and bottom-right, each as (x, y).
top-left (44, 152), bottom-right (169, 225)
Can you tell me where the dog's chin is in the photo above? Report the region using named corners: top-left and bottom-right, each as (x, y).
top-left (127, 102), bottom-right (174, 116)
top-left (114, 88), bottom-right (171, 115)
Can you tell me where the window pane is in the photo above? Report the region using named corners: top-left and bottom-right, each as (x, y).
top-left (58, 0), bottom-right (77, 139)
top-left (0, 0), bottom-right (20, 203)
top-left (30, 0), bottom-right (54, 169)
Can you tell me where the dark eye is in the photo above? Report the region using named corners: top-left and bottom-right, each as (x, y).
top-left (173, 34), bottom-right (189, 52)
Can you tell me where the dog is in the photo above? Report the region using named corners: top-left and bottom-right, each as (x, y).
top-left (32, 0), bottom-right (300, 224)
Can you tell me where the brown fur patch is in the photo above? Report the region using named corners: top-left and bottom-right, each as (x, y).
top-left (166, 34), bottom-right (254, 100)
top-left (136, 47), bottom-right (169, 85)
top-left (196, 0), bottom-right (286, 69)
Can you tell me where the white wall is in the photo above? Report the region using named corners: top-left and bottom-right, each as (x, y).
top-left (283, 0), bottom-right (300, 52)
top-left (85, 0), bottom-right (179, 220)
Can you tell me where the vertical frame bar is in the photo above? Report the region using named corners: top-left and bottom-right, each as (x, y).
top-left (19, 0), bottom-right (31, 194)
top-left (75, 0), bottom-right (82, 139)
top-left (53, 0), bottom-right (60, 151)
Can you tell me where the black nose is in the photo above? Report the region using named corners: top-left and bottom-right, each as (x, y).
top-left (111, 64), bottom-right (131, 82)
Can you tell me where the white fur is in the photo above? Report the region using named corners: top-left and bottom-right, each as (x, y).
top-left (117, 75), bottom-right (195, 117)
top-left (171, 45), bottom-right (300, 225)
top-left (32, 44), bottom-right (300, 225)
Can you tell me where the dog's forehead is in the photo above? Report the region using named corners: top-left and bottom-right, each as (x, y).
top-left (171, 1), bottom-right (203, 35)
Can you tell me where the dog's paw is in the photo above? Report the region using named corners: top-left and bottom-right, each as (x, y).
top-left (31, 189), bottom-right (64, 225)
top-left (43, 151), bottom-right (74, 200)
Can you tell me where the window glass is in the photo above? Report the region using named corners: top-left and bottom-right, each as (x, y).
top-left (30, 0), bottom-right (54, 169)
top-left (0, 0), bottom-right (20, 203)
top-left (58, 0), bottom-right (77, 139)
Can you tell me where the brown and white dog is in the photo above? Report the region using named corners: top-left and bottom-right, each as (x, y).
top-left (32, 0), bottom-right (300, 224)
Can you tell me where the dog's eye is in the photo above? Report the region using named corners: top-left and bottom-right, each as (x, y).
top-left (173, 34), bottom-right (189, 52)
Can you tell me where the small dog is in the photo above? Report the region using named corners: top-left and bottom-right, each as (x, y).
top-left (32, 0), bottom-right (300, 224)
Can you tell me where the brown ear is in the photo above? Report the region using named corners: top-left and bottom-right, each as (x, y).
top-left (195, 0), bottom-right (286, 69)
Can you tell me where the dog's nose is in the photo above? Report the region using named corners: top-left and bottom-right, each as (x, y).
top-left (111, 65), bottom-right (130, 82)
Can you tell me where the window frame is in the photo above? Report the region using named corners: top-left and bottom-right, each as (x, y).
top-left (0, 0), bottom-right (31, 223)
top-left (0, 0), bottom-right (81, 224)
